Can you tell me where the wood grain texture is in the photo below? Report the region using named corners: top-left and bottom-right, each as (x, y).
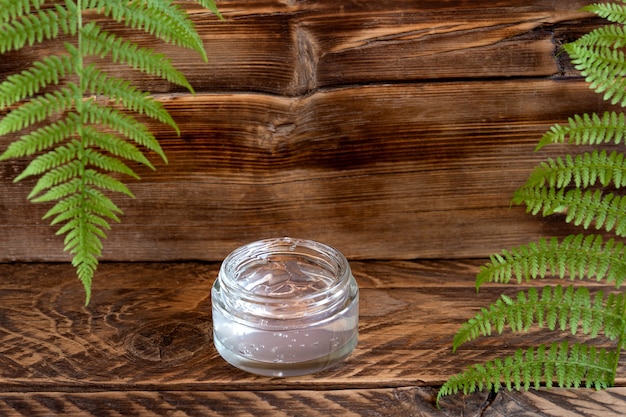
top-left (0, 79), bottom-right (617, 261)
top-left (1, 388), bottom-right (626, 416)
top-left (0, 0), bottom-right (615, 262)
top-left (0, 260), bottom-right (624, 416)
top-left (0, 0), bottom-right (596, 94)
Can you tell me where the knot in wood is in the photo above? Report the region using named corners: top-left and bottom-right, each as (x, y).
top-left (126, 321), bottom-right (209, 365)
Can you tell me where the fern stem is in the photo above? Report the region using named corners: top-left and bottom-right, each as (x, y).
top-left (74, 0), bottom-right (94, 305)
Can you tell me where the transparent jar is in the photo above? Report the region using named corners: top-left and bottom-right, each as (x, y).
top-left (211, 237), bottom-right (359, 377)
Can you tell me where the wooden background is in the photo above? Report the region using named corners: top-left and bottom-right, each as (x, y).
top-left (0, 0), bottom-right (614, 263)
top-left (2, 2), bottom-right (626, 416)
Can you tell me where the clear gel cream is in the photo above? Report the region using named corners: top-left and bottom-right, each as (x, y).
top-left (212, 237), bottom-right (359, 377)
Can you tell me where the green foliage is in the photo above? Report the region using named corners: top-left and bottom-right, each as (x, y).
top-left (0, 0), bottom-right (222, 304)
top-left (437, 1), bottom-right (626, 407)
top-left (440, 342), bottom-right (617, 396)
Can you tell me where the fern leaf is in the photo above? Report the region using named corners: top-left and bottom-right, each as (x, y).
top-left (537, 112), bottom-right (626, 149)
top-left (85, 0), bottom-right (208, 61)
top-left (513, 187), bottom-right (626, 236)
top-left (14, 141), bottom-right (80, 182)
top-left (437, 342), bottom-right (616, 407)
top-left (195, 0), bottom-right (223, 20)
top-left (0, 85), bottom-right (77, 136)
top-left (83, 169), bottom-right (134, 198)
top-left (82, 127), bottom-right (155, 170)
top-left (575, 24), bottom-right (626, 49)
top-left (30, 177), bottom-right (82, 203)
top-left (80, 22), bottom-right (194, 94)
top-left (0, 0), bottom-right (220, 306)
top-left (582, 2), bottom-right (626, 25)
top-left (81, 100), bottom-right (167, 163)
top-left (80, 63), bottom-right (179, 132)
top-left (476, 234), bottom-right (626, 288)
top-left (566, 42), bottom-right (626, 106)
top-left (0, 3), bottom-right (76, 53)
top-left (523, 150), bottom-right (626, 189)
top-left (61, 193), bottom-right (119, 305)
top-left (0, 55), bottom-right (75, 109)
top-left (28, 160), bottom-right (83, 199)
top-left (0, 0), bottom-right (46, 23)
top-left (453, 285), bottom-right (625, 350)
top-left (0, 113), bottom-right (80, 161)
top-left (83, 149), bottom-right (139, 179)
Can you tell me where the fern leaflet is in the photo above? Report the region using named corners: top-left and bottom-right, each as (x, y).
top-left (0, 0), bottom-right (47, 23)
top-left (523, 149), bottom-right (626, 189)
top-left (583, 2), bottom-right (626, 25)
top-left (476, 234), bottom-right (626, 288)
top-left (537, 112), bottom-right (626, 149)
top-left (453, 285), bottom-right (625, 350)
top-left (437, 342), bottom-right (617, 406)
top-left (513, 187), bottom-right (626, 236)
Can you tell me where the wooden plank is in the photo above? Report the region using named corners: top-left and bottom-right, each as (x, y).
top-left (296, 0), bottom-right (593, 89)
top-left (0, 79), bottom-right (616, 261)
top-left (0, 260), bottom-right (625, 416)
top-left (1, 388), bottom-right (625, 416)
top-left (0, 1), bottom-right (597, 95)
top-left (0, 261), bottom-right (622, 390)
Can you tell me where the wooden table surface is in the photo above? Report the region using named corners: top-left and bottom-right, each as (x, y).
top-left (1, 260), bottom-right (624, 416)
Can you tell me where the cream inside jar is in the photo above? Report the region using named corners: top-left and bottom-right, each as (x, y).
top-left (211, 237), bottom-right (359, 377)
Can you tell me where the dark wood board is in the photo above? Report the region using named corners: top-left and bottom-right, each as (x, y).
top-left (0, 260), bottom-right (624, 416)
top-left (0, 1), bottom-right (596, 94)
top-left (0, 0), bottom-right (615, 262)
top-left (0, 79), bottom-right (617, 261)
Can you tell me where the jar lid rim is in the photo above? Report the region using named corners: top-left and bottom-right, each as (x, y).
top-left (218, 237), bottom-right (351, 303)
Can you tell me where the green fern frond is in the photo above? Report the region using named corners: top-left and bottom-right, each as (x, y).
top-left (15, 141), bottom-right (80, 182)
top-left (86, 0), bottom-right (208, 61)
top-left (82, 128), bottom-right (155, 170)
top-left (30, 177), bottom-right (83, 203)
top-left (437, 342), bottom-right (617, 407)
top-left (28, 160), bottom-right (83, 199)
top-left (565, 42), bottom-right (626, 106)
top-left (1, 113), bottom-right (81, 160)
top-left (60, 190), bottom-right (122, 305)
top-left (0, 55), bottom-right (75, 109)
top-left (453, 286), bottom-right (625, 350)
top-left (0, 1), bottom-right (221, 305)
top-left (523, 150), bottom-right (626, 189)
top-left (0, 86), bottom-right (77, 137)
top-left (0, 3), bottom-right (76, 53)
top-left (81, 100), bottom-right (167, 162)
top-left (195, 0), bottom-right (224, 19)
top-left (537, 112), bottom-right (626, 149)
top-left (476, 234), bottom-right (626, 288)
top-left (583, 2), bottom-right (626, 25)
top-left (575, 23), bottom-right (626, 48)
top-left (82, 149), bottom-right (138, 179)
top-left (441, 2), bottom-right (626, 406)
top-left (79, 22), bottom-right (194, 94)
top-left (514, 187), bottom-right (626, 236)
top-left (80, 63), bottom-right (179, 132)
top-left (0, 0), bottom-right (46, 23)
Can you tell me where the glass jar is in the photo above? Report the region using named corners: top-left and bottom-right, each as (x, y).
top-left (211, 237), bottom-right (359, 377)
